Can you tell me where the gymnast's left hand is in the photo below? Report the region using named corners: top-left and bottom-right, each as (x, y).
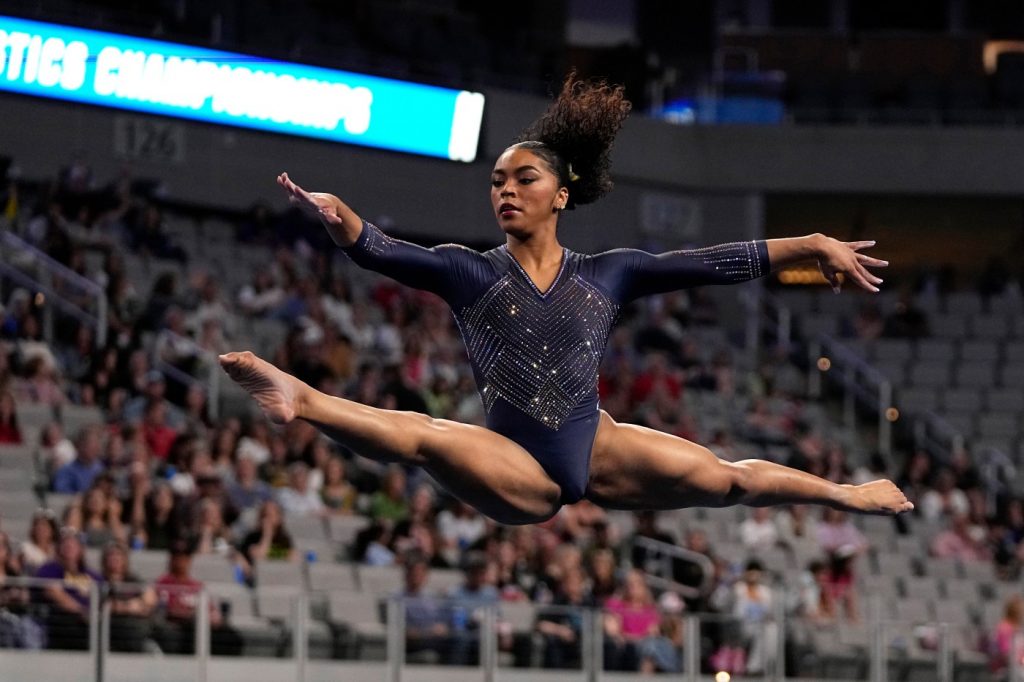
top-left (815, 235), bottom-right (888, 294)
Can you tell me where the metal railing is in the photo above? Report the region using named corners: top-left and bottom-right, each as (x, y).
top-left (0, 576), bottom-right (992, 682)
top-left (631, 535), bottom-right (715, 600)
top-left (151, 329), bottom-right (221, 421)
top-left (808, 333), bottom-right (895, 461)
top-left (0, 230), bottom-right (108, 347)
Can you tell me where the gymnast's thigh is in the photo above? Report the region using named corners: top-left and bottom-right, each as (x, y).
top-left (584, 410), bottom-right (736, 511)
top-left (416, 416), bottom-right (563, 525)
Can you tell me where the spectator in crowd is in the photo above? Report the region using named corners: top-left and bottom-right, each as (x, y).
top-left (226, 451), bottom-right (273, 515)
top-left (276, 462), bottom-right (325, 517)
top-left (588, 547), bottom-right (619, 604)
top-left (446, 551), bottom-right (504, 666)
top-left (823, 546), bottom-right (860, 623)
top-left (51, 425), bottom-right (105, 493)
top-left (882, 291), bottom-right (929, 339)
top-left (437, 499), bottom-right (486, 561)
top-left (356, 521), bottom-right (396, 566)
top-left (816, 508), bottom-right (869, 557)
top-left (740, 507), bottom-right (779, 552)
top-left (153, 537), bottom-right (241, 655)
top-left (931, 512), bottom-right (991, 562)
top-left (603, 568), bottom-right (661, 671)
top-left (36, 528), bottom-right (101, 650)
top-left (399, 551), bottom-right (453, 663)
top-left (370, 465), bottom-right (409, 522)
top-left (239, 500), bottom-right (296, 570)
top-left (16, 355), bottom-right (64, 406)
top-left (319, 454), bottom-right (357, 514)
top-left (920, 468), bottom-right (970, 523)
top-left (896, 450), bottom-right (933, 510)
top-left (0, 530), bottom-right (42, 649)
top-left (19, 510), bottom-right (59, 575)
top-left (536, 567), bottom-right (593, 668)
top-left (775, 505), bottom-right (819, 555)
top-left (38, 421), bottom-right (76, 476)
top-left (797, 560), bottom-right (839, 624)
top-left (141, 399), bottom-right (179, 461)
top-left (849, 301), bottom-right (884, 341)
top-left (991, 594), bottom-right (1024, 676)
top-left (733, 559), bottom-right (777, 674)
top-left (193, 498), bottom-right (234, 556)
top-left (238, 270), bottom-right (285, 317)
top-left (66, 485), bottom-right (126, 548)
top-left (100, 541), bottom-right (156, 652)
top-left (208, 424), bottom-right (238, 476)
top-left (131, 481), bottom-right (181, 550)
top-left (0, 391), bottom-right (21, 444)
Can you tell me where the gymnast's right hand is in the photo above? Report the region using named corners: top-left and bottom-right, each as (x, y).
top-left (276, 172), bottom-right (343, 226)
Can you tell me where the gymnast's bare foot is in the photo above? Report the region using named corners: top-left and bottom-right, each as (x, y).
top-left (843, 480), bottom-right (914, 515)
top-left (219, 351), bottom-right (306, 425)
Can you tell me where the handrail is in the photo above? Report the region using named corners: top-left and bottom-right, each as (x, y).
top-left (631, 535), bottom-right (714, 599)
top-left (748, 288), bottom-right (895, 458)
top-left (153, 328), bottom-right (221, 420)
top-left (1, 230), bottom-right (107, 346)
top-left (1, 230), bottom-right (104, 295)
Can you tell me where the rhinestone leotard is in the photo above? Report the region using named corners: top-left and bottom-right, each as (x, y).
top-left (344, 221), bottom-right (770, 504)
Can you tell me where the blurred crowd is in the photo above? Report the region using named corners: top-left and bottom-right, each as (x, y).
top-left (0, 157), bottom-right (1022, 673)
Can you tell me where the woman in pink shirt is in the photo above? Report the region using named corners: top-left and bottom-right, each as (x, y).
top-left (603, 569), bottom-right (661, 669)
top-left (991, 594), bottom-right (1024, 675)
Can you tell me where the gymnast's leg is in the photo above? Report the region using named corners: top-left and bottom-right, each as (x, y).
top-left (586, 412), bottom-right (912, 514)
top-left (219, 352), bottom-right (561, 524)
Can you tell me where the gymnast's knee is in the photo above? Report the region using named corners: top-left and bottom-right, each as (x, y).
top-left (720, 460), bottom-right (756, 506)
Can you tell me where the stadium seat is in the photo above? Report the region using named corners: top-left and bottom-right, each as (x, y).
top-left (902, 576), bottom-right (941, 602)
top-left (425, 568), bottom-right (464, 595)
top-left (941, 388), bottom-right (983, 414)
top-left (255, 560), bottom-right (307, 589)
top-left (326, 515), bottom-right (370, 547)
top-left (191, 554), bottom-right (238, 584)
top-left (898, 387), bottom-right (940, 414)
top-left (954, 361), bottom-right (995, 389)
top-left (327, 591), bottom-right (387, 659)
top-left (308, 562), bottom-right (359, 593)
top-left (929, 314), bottom-right (968, 338)
top-left (986, 388), bottom-right (1024, 413)
top-left (14, 403), bottom-right (55, 431)
top-left (970, 314), bottom-right (1011, 339)
top-left (960, 340), bottom-right (1000, 362)
top-left (357, 565), bottom-right (403, 594)
top-left (909, 362), bottom-right (951, 388)
top-left (58, 404), bottom-right (104, 439)
top-left (128, 550), bottom-right (171, 582)
top-left (916, 339), bottom-right (956, 362)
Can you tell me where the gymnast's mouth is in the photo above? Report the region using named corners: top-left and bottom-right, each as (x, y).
top-left (498, 203), bottom-right (521, 217)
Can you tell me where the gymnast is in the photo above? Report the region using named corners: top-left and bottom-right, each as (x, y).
top-left (220, 74), bottom-right (912, 525)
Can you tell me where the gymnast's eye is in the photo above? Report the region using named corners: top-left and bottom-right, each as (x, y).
top-left (520, 177), bottom-right (535, 185)
top-left (491, 179), bottom-right (503, 188)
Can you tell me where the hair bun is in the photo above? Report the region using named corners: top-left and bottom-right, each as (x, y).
top-left (516, 71), bottom-right (631, 208)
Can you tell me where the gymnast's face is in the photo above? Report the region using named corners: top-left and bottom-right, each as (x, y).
top-left (491, 147), bottom-right (569, 237)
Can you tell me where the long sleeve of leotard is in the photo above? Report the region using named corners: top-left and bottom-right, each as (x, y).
top-left (340, 220), bottom-right (493, 308)
top-left (588, 240), bottom-right (771, 303)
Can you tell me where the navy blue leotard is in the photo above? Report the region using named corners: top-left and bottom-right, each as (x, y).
top-left (343, 221), bottom-right (770, 504)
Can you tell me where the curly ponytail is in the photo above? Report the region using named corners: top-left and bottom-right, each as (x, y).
top-left (514, 71), bottom-right (631, 209)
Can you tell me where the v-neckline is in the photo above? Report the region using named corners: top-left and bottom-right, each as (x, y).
top-left (503, 245), bottom-right (568, 299)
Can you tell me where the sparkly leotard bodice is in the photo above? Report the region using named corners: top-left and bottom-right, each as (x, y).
top-left (344, 221), bottom-right (770, 504)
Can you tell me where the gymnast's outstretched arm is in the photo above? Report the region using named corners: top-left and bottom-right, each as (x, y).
top-left (590, 233), bottom-right (886, 303)
top-left (275, 172), bottom-right (489, 305)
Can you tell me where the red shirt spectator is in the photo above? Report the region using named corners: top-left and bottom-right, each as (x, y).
top-left (0, 391), bottom-right (22, 444)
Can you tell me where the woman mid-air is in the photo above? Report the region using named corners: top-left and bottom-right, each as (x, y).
top-left (220, 74), bottom-right (912, 525)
